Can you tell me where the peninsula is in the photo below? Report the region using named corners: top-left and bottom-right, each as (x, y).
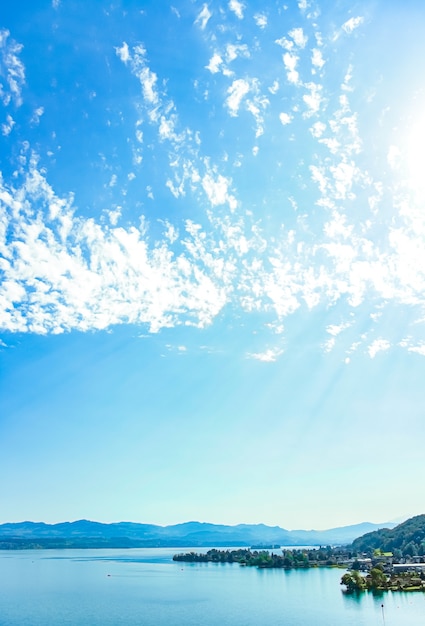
top-left (172, 515), bottom-right (425, 593)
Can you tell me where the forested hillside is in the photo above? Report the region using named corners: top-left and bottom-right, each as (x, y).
top-left (352, 515), bottom-right (425, 557)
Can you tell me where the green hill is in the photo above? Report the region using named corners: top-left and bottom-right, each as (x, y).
top-left (352, 514), bottom-right (425, 557)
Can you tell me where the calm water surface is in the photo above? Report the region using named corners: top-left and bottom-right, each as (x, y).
top-left (0, 548), bottom-right (424, 625)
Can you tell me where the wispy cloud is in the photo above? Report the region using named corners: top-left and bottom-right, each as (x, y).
top-left (2, 10), bottom-right (425, 363)
top-left (247, 348), bottom-right (284, 362)
top-left (1, 114), bottom-right (15, 135)
top-left (195, 4), bottom-right (212, 30)
top-left (324, 321), bottom-right (352, 352)
top-left (30, 106), bottom-right (44, 125)
top-left (0, 29), bottom-right (26, 107)
top-left (225, 43), bottom-right (250, 63)
top-left (408, 344), bottom-right (425, 356)
top-left (342, 16), bottom-right (364, 34)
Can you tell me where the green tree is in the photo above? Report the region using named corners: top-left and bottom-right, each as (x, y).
top-left (404, 541), bottom-right (418, 557)
top-left (369, 567), bottom-right (387, 589)
top-left (341, 571), bottom-right (366, 592)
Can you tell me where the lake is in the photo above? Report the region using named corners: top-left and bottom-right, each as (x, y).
top-left (0, 548), bottom-right (424, 625)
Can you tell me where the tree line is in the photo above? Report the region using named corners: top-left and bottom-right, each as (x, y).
top-left (173, 547), bottom-right (349, 568)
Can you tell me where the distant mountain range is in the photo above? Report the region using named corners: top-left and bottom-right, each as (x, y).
top-left (0, 519), bottom-right (396, 549)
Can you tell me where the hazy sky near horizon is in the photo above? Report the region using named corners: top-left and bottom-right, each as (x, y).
top-left (1, 0), bottom-right (424, 530)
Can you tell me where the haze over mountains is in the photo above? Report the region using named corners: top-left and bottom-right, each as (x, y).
top-left (0, 519), bottom-right (396, 549)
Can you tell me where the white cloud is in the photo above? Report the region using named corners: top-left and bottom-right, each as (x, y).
top-left (408, 344), bottom-right (425, 356)
top-left (247, 348), bottom-right (283, 362)
top-left (324, 336), bottom-right (336, 352)
top-left (195, 4), bottom-right (212, 30)
top-left (324, 210), bottom-right (353, 239)
top-left (289, 28), bottom-right (308, 48)
top-left (319, 137), bottom-right (340, 154)
top-left (368, 339), bottom-right (390, 358)
top-left (310, 121), bottom-right (326, 138)
top-left (139, 65), bottom-right (158, 105)
top-left (4, 151), bottom-right (425, 354)
top-left (229, 0), bottom-right (244, 19)
top-left (158, 116), bottom-right (177, 141)
top-left (303, 82), bottom-right (322, 116)
top-left (275, 37), bottom-right (293, 51)
top-left (120, 44), bottom-right (158, 107)
top-left (310, 164), bottom-right (328, 195)
top-left (342, 16), bottom-right (364, 34)
top-left (115, 42), bottom-right (130, 64)
top-left (202, 171), bottom-right (237, 209)
top-left (246, 92), bottom-right (269, 138)
top-left (324, 322), bottom-right (352, 352)
top-left (225, 79), bottom-right (250, 116)
top-left (283, 53), bottom-right (299, 85)
top-left (135, 127), bottom-right (143, 144)
top-left (107, 208), bottom-right (121, 226)
top-left (254, 13), bottom-right (267, 29)
top-left (279, 112), bottom-right (292, 126)
top-left (206, 53), bottom-right (223, 74)
top-left (0, 163), bottom-right (229, 334)
top-left (311, 48), bottom-right (325, 69)
top-left (223, 77), bottom-right (268, 137)
top-left (166, 178), bottom-right (184, 198)
top-left (326, 322), bottom-right (352, 337)
top-left (162, 220), bottom-right (179, 244)
top-left (329, 161), bottom-right (357, 199)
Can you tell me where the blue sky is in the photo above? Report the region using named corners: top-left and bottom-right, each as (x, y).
top-left (0, 0), bottom-right (424, 530)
